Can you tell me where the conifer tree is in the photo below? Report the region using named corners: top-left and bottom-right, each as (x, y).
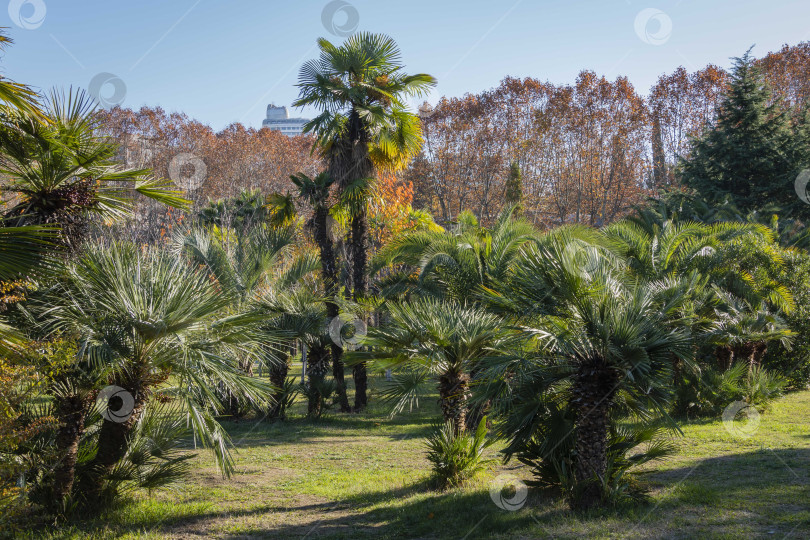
top-left (680, 49), bottom-right (810, 218)
top-left (504, 161), bottom-right (524, 216)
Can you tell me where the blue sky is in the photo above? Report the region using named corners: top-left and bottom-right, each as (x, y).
top-left (5, 0), bottom-right (810, 130)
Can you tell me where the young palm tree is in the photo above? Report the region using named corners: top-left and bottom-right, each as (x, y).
top-left (0, 90), bottom-right (186, 248)
top-left (708, 290), bottom-right (794, 370)
top-left (351, 297), bottom-right (506, 433)
top-left (252, 287), bottom-right (330, 418)
top-left (294, 33), bottom-right (436, 410)
top-left (373, 206), bottom-right (536, 302)
top-left (177, 223), bottom-right (301, 417)
top-left (37, 243), bottom-right (270, 504)
top-left (479, 231), bottom-right (692, 510)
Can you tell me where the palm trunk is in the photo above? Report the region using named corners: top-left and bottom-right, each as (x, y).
top-left (85, 384), bottom-right (145, 504)
top-left (569, 357), bottom-right (618, 510)
top-left (306, 341), bottom-right (330, 418)
top-left (268, 351), bottom-right (290, 420)
top-left (329, 109), bottom-right (374, 413)
top-left (438, 370), bottom-right (470, 433)
top-left (751, 341), bottom-right (767, 369)
top-left (51, 393), bottom-right (91, 504)
top-left (716, 345), bottom-right (734, 370)
top-left (351, 209), bottom-right (369, 411)
top-left (313, 204), bottom-right (351, 412)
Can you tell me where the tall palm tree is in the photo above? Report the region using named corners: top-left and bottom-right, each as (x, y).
top-left (291, 172), bottom-right (352, 411)
top-left (36, 243), bottom-right (270, 504)
top-left (294, 32), bottom-right (436, 410)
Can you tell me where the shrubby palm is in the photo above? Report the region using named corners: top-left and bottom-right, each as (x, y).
top-left (373, 207), bottom-right (536, 302)
top-left (479, 234), bottom-right (692, 509)
top-left (0, 90), bottom-right (186, 248)
top-left (252, 287), bottom-right (331, 418)
top-left (178, 223), bottom-right (303, 417)
top-left (352, 297), bottom-right (507, 432)
top-left (32, 243), bottom-right (270, 506)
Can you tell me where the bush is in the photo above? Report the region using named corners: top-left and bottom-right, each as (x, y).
top-left (425, 416), bottom-right (493, 489)
top-left (301, 378), bottom-right (335, 419)
top-left (674, 363), bottom-right (786, 417)
top-left (764, 250), bottom-right (810, 388)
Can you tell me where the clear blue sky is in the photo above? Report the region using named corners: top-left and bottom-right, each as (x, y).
top-left (5, 0), bottom-right (810, 130)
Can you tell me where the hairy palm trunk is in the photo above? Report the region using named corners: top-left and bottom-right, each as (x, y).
top-left (268, 350), bottom-right (291, 420)
top-left (350, 208), bottom-right (369, 411)
top-left (328, 110), bottom-right (374, 413)
top-left (570, 356), bottom-right (619, 510)
top-left (85, 383), bottom-right (146, 504)
top-left (51, 393), bottom-right (91, 504)
top-left (306, 341), bottom-right (330, 418)
top-left (438, 370), bottom-right (471, 433)
top-left (716, 345), bottom-right (734, 370)
top-left (735, 341), bottom-right (768, 371)
top-left (313, 204), bottom-right (351, 412)
top-left (750, 341), bottom-right (768, 369)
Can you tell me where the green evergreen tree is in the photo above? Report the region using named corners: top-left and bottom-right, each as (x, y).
top-left (680, 49), bottom-right (810, 218)
top-left (504, 161), bottom-right (524, 216)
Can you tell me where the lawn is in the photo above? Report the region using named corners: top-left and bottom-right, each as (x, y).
top-left (32, 374), bottom-right (810, 539)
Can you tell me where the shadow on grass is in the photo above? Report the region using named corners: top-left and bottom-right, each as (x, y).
top-left (213, 448), bottom-right (809, 539)
top-left (38, 446), bottom-right (810, 539)
top-left (211, 408), bottom-right (440, 449)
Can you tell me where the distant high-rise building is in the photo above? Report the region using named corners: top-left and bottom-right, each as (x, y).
top-left (262, 105), bottom-right (309, 137)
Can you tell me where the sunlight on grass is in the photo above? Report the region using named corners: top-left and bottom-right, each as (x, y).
top-left (35, 383), bottom-right (810, 540)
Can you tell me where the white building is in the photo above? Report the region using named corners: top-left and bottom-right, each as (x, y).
top-left (262, 105), bottom-right (309, 137)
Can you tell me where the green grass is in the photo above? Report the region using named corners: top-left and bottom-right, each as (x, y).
top-left (30, 375), bottom-right (810, 539)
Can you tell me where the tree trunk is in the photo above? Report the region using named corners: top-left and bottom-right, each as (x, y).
top-left (51, 393), bottom-right (91, 505)
top-left (751, 341), bottom-right (768, 369)
top-left (328, 109), bottom-right (374, 413)
top-left (313, 204), bottom-right (351, 412)
top-left (716, 345), bottom-right (734, 370)
top-left (438, 370), bottom-right (471, 434)
top-left (306, 341), bottom-right (330, 419)
top-left (268, 351), bottom-right (290, 420)
top-left (569, 357), bottom-right (618, 511)
top-left (351, 210), bottom-right (369, 411)
top-left (85, 384), bottom-right (145, 504)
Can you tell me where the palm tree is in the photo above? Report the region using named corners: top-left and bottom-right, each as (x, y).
top-left (373, 206), bottom-right (536, 302)
top-left (708, 290), bottom-right (793, 370)
top-left (294, 32), bottom-right (436, 410)
top-left (0, 89), bottom-right (186, 249)
top-left (177, 223), bottom-right (301, 418)
top-left (36, 243), bottom-right (270, 505)
top-left (291, 172), bottom-right (352, 411)
top-left (0, 30), bottom-right (62, 352)
top-left (252, 287), bottom-right (330, 418)
top-left (351, 297), bottom-right (506, 433)
top-left (607, 214), bottom-right (797, 373)
top-left (478, 231), bottom-right (692, 510)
